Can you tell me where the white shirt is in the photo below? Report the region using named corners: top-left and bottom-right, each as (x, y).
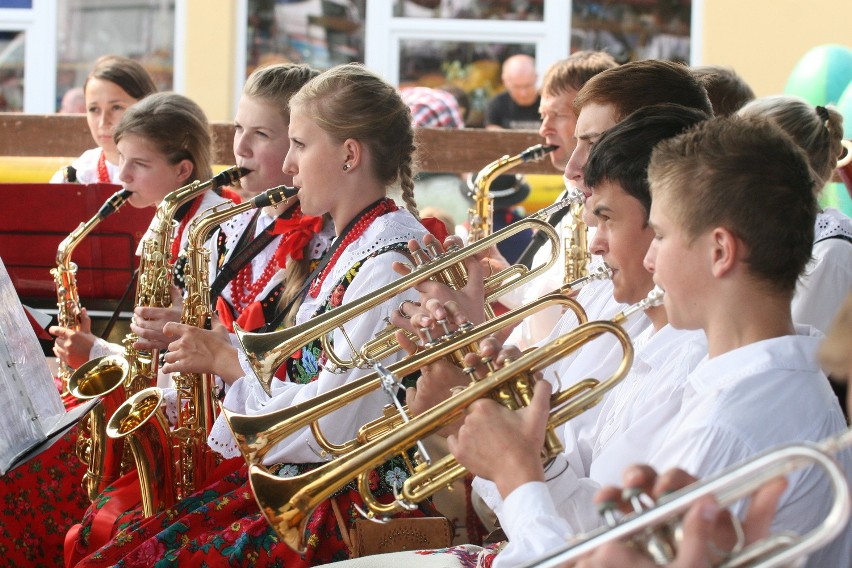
top-left (480, 325), bottom-right (706, 568)
top-left (793, 208), bottom-right (852, 334)
top-left (492, 327), bottom-right (852, 568)
top-left (500, 191), bottom-right (600, 349)
top-left (49, 147), bottom-right (121, 184)
top-left (208, 208), bottom-right (428, 465)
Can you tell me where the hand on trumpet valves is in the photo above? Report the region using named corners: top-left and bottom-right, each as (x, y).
top-left (576, 464), bottom-right (788, 568)
top-left (161, 318), bottom-right (244, 384)
top-left (390, 233), bottom-right (489, 329)
top-left (447, 378), bottom-right (552, 499)
top-left (131, 286), bottom-right (184, 351)
top-left (49, 308), bottom-right (96, 369)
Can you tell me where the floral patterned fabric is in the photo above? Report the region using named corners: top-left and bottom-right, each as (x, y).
top-left (67, 242), bottom-right (436, 567)
top-left (0, 425), bottom-right (90, 568)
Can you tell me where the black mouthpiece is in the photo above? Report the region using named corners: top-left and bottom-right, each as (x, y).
top-left (521, 144), bottom-right (559, 162)
top-left (98, 188), bottom-right (133, 218)
top-left (251, 185), bottom-right (298, 208)
top-left (213, 166), bottom-right (252, 188)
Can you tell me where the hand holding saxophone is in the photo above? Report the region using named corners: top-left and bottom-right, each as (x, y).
top-left (50, 307), bottom-right (96, 368)
top-left (130, 285), bottom-right (184, 350)
top-left (161, 317), bottom-right (243, 383)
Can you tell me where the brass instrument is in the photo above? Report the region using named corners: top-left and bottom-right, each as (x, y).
top-left (52, 188), bottom-right (132, 388)
top-left (467, 143), bottom-right (557, 243)
top-left (224, 269), bottom-right (611, 467)
top-left (564, 199), bottom-right (590, 283)
top-left (105, 185), bottom-right (294, 516)
top-left (247, 290), bottom-right (660, 552)
top-left (236, 195), bottom-right (580, 395)
top-left (523, 427), bottom-right (852, 568)
top-left (71, 166), bottom-right (249, 501)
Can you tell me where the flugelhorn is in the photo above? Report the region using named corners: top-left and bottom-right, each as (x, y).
top-left (467, 143), bottom-right (557, 242)
top-left (246, 288), bottom-right (660, 552)
top-left (223, 267), bottom-right (610, 466)
top-left (236, 193), bottom-right (583, 395)
top-left (523, 427), bottom-right (852, 568)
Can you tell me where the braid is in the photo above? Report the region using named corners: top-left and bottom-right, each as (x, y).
top-left (278, 255), bottom-right (312, 327)
top-left (399, 146), bottom-right (420, 220)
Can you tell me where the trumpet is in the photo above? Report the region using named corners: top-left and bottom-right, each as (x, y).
top-left (236, 193), bottom-right (583, 395)
top-left (223, 268), bottom-right (611, 466)
top-left (523, 427), bottom-right (852, 567)
top-left (467, 143), bottom-right (557, 242)
top-left (245, 289), bottom-right (660, 552)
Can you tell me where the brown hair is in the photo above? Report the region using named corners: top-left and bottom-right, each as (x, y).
top-left (648, 116), bottom-right (816, 294)
top-left (242, 64), bottom-right (326, 327)
top-left (692, 65), bottom-right (755, 117)
top-left (289, 63), bottom-right (420, 218)
top-left (541, 51), bottom-right (618, 96)
top-left (738, 95), bottom-right (844, 192)
top-left (243, 63), bottom-right (320, 123)
top-left (84, 55), bottom-right (158, 101)
top-left (114, 91), bottom-right (213, 182)
top-left (574, 59), bottom-right (713, 120)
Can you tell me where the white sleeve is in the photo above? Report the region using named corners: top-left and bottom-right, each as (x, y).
top-left (491, 481), bottom-right (579, 568)
top-left (792, 239), bottom-right (852, 333)
top-left (89, 337), bottom-right (124, 360)
top-left (215, 250), bottom-right (419, 465)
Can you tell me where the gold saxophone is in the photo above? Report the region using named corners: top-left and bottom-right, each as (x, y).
top-left (105, 185), bottom-right (296, 516)
top-left (564, 198), bottom-right (590, 282)
top-left (70, 166), bottom-right (249, 501)
top-left (52, 188), bottom-right (132, 389)
top-left (467, 143), bottom-right (557, 243)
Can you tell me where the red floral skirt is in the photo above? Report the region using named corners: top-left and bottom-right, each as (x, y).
top-left (67, 457), bottom-right (434, 567)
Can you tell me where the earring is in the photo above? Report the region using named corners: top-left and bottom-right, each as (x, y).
top-left (342, 163), bottom-right (351, 171)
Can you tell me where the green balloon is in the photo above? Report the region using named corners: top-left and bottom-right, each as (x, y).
top-left (785, 44), bottom-right (852, 106)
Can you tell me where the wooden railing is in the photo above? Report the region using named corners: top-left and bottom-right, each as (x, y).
top-left (0, 113), bottom-right (556, 176)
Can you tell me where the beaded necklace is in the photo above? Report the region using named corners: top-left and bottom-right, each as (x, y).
top-left (169, 195), bottom-right (204, 263)
top-left (229, 206), bottom-right (308, 312)
top-left (96, 150), bottom-right (111, 183)
top-left (308, 198), bottom-right (398, 298)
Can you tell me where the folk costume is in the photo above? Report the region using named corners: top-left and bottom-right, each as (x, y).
top-left (68, 202), bottom-right (436, 567)
top-left (792, 208), bottom-right (852, 334)
top-left (50, 148), bottom-right (120, 185)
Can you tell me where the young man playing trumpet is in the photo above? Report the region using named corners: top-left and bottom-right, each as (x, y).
top-left (450, 117), bottom-right (852, 567)
top-left (347, 105), bottom-right (711, 568)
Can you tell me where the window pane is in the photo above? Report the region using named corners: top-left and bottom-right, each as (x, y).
top-left (399, 39), bottom-right (535, 127)
top-left (393, 0), bottom-right (544, 21)
top-left (246, 0), bottom-right (366, 76)
top-left (0, 30), bottom-right (24, 112)
top-left (55, 0), bottom-right (175, 112)
top-left (571, 1), bottom-right (691, 63)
